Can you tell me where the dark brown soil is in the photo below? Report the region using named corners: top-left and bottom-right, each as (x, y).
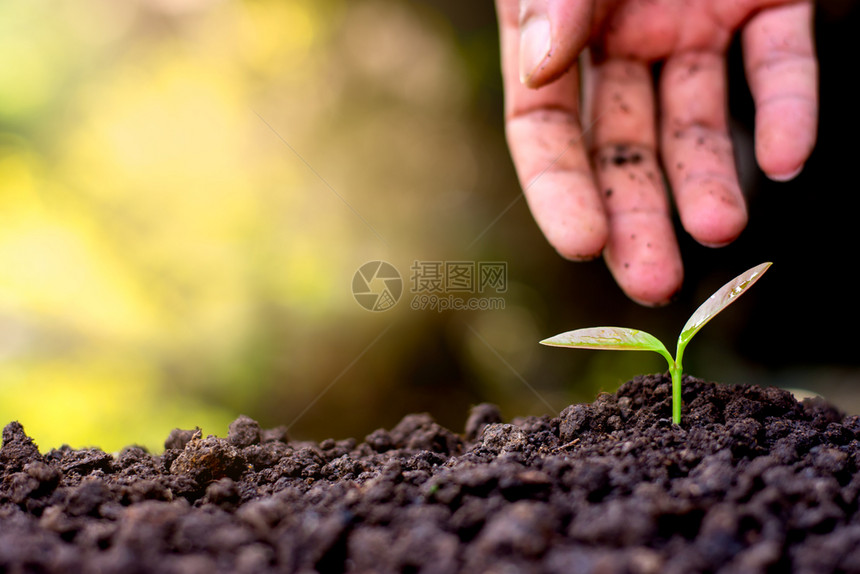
top-left (2, 374), bottom-right (860, 573)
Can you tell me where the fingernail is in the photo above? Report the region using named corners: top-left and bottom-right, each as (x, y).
top-left (768, 164), bottom-right (804, 182)
top-left (519, 12), bottom-right (551, 85)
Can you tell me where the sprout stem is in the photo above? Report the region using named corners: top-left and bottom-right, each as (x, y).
top-left (653, 348), bottom-right (682, 424)
top-left (670, 363), bottom-right (681, 425)
top-left (671, 345), bottom-right (686, 425)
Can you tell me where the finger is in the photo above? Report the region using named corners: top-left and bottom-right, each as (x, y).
top-left (590, 58), bottom-right (683, 306)
top-left (497, 0), bottom-right (608, 259)
top-left (496, 0), bottom-right (594, 87)
top-left (742, 1), bottom-right (817, 180)
top-left (660, 51), bottom-right (748, 247)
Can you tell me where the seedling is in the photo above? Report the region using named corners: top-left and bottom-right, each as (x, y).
top-left (541, 262), bottom-right (772, 425)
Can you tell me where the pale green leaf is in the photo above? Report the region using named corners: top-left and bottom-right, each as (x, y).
top-left (679, 262), bottom-right (772, 348)
top-left (541, 327), bottom-right (670, 356)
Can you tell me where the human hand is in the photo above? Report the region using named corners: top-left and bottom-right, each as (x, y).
top-left (495, 0), bottom-right (817, 305)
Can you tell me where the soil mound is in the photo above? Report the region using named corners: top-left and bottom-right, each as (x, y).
top-left (1, 375), bottom-right (859, 573)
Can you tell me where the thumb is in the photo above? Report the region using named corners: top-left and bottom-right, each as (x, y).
top-left (518, 0), bottom-right (594, 87)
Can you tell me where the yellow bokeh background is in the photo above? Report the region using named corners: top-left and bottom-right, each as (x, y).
top-left (1, 0), bottom-right (508, 451)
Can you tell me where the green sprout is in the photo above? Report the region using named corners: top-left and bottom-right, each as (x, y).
top-left (541, 262), bottom-right (772, 425)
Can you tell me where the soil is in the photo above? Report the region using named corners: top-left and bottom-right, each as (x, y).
top-left (2, 374), bottom-right (860, 574)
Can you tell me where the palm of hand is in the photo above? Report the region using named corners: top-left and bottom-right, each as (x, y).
top-left (594, 1), bottom-right (751, 59)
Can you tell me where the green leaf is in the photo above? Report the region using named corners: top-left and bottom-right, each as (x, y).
top-left (678, 262), bottom-right (772, 349)
top-left (541, 327), bottom-right (670, 357)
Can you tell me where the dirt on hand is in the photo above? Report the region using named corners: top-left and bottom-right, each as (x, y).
top-left (1, 374), bottom-right (859, 573)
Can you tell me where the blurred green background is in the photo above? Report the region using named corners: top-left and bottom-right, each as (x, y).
top-left (1, 0), bottom-right (858, 452)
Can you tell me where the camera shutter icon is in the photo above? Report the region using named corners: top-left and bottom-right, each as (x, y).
top-left (352, 261), bottom-right (402, 311)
